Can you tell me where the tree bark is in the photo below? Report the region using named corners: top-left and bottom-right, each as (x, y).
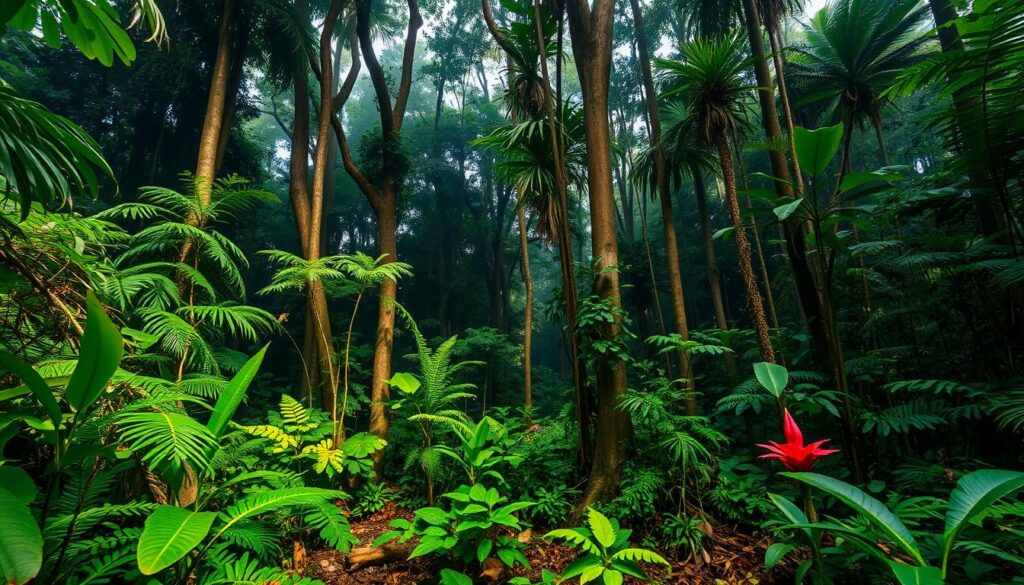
top-left (518, 205), bottom-right (533, 416)
top-left (566, 0), bottom-right (630, 507)
top-left (195, 0), bottom-right (236, 204)
top-left (742, 0), bottom-right (832, 370)
top-left (630, 0), bottom-right (696, 413)
top-left (715, 134), bottom-right (775, 364)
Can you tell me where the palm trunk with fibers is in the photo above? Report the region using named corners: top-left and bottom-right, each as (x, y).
top-left (630, 0), bottom-right (695, 414)
top-left (517, 204), bottom-right (533, 417)
top-left (693, 166), bottom-right (739, 379)
top-left (566, 0), bottom-right (630, 506)
top-left (530, 0), bottom-right (588, 465)
top-left (715, 134), bottom-right (775, 364)
top-left (737, 156), bottom-right (781, 330)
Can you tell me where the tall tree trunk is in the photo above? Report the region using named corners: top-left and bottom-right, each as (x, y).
top-left (873, 118), bottom-right (890, 167)
top-left (527, 0), bottom-right (588, 466)
top-left (566, 0), bottom-right (630, 507)
top-left (630, 0), bottom-right (696, 413)
top-left (310, 1), bottom-right (344, 430)
top-left (518, 205), bottom-right (533, 416)
top-left (715, 134), bottom-right (775, 364)
top-left (195, 0), bottom-right (236, 204)
top-left (742, 0), bottom-right (834, 373)
top-left (766, 27), bottom-right (804, 194)
top-left (331, 0), bottom-right (422, 479)
top-left (214, 9), bottom-right (250, 174)
top-left (290, 0), bottom-right (331, 404)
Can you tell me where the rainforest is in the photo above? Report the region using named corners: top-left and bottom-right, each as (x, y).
top-left (0, 0), bottom-right (1022, 583)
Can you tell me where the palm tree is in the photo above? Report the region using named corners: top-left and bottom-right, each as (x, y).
top-left (657, 32), bottom-right (777, 364)
top-left (790, 0), bottom-right (932, 167)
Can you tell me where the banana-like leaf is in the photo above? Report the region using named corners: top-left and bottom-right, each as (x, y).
top-left (0, 486), bottom-right (42, 585)
top-left (206, 344), bottom-right (267, 443)
top-left (66, 291), bottom-right (123, 412)
top-left (793, 124), bottom-right (843, 178)
top-left (941, 469), bottom-right (1024, 576)
top-left (137, 505), bottom-right (216, 575)
top-left (782, 472), bottom-right (925, 565)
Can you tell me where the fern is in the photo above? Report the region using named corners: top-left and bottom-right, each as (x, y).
top-left (213, 487), bottom-right (347, 543)
top-left (304, 499), bottom-right (358, 553)
top-left (118, 411), bottom-right (218, 473)
top-left (198, 552), bottom-right (324, 585)
top-left (860, 400), bottom-right (946, 436)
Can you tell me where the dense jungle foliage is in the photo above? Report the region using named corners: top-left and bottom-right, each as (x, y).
top-left (1, 0), bottom-right (1023, 583)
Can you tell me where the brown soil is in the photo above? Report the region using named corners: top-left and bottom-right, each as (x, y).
top-left (305, 503), bottom-right (793, 584)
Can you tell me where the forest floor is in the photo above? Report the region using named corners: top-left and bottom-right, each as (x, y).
top-left (305, 502), bottom-right (790, 584)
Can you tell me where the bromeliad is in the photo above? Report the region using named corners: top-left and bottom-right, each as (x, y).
top-left (757, 409), bottom-right (838, 472)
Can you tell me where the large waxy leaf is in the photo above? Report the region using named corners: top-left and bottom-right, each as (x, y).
top-left (586, 507), bottom-right (615, 549)
top-left (889, 562), bottom-right (943, 585)
top-left (754, 362), bottom-right (789, 398)
top-left (389, 372), bottom-right (421, 394)
top-left (206, 344), bottom-right (267, 442)
top-left (0, 486), bottom-right (42, 585)
top-left (66, 291), bottom-right (123, 412)
top-left (941, 469), bottom-right (1024, 575)
top-left (0, 467), bottom-right (36, 504)
top-left (782, 472), bottom-right (925, 565)
top-left (794, 124), bottom-right (843, 178)
top-left (137, 505), bottom-right (216, 575)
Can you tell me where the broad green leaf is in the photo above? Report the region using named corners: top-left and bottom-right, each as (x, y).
top-left (389, 372), bottom-right (420, 394)
top-left (783, 472), bottom-right (925, 565)
top-left (206, 344), bottom-right (267, 441)
top-left (0, 486), bottom-right (42, 584)
top-left (137, 506), bottom-right (216, 575)
top-left (0, 350), bottom-right (62, 432)
top-left (942, 469), bottom-right (1024, 576)
top-left (839, 171), bottom-right (902, 193)
top-left (0, 467), bottom-right (36, 504)
top-left (773, 199), bottom-right (805, 221)
top-left (712, 226), bottom-right (735, 241)
top-left (66, 291), bottom-right (123, 412)
top-left (794, 124), bottom-right (843, 177)
top-left (767, 493), bottom-right (813, 543)
top-left (440, 569), bottom-right (474, 585)
top-left (586, 507), bottom-right (615, 549)
top-left (602, 569), bottom-right (623, 585)
top-left (765, 542), bottom-right (794, 570)
top-left (890, 562), bottom-right (943, 585)
top-left (754, 362), bottom-right (789, 398)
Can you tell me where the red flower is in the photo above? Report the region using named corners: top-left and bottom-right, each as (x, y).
top-left (757, 409), bottom-right (839, 471)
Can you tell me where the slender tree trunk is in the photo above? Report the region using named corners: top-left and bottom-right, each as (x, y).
top-left (566, 0), bottom-right (630, 507)
top-left (518, 205), bottom-right (533, 416)
top-left (528, 0), bottom-right (588, 467)
top-left (873, 118), bottom-right (890, 167)
top-left (214, 10), bottom-right (249, 174)
top-left (309, 1), bottom-right (344, 429)
top-left (195, 0), bottom-right (236, 204)
top-left (767, 27), bottom-right (804, 194)
top-left (741, 0), bottom-right (831, 370)
top-left (630, 0), bottom-right (695, 413)
top-left (715, 134), bottom-right (775, 364)
top-left (368, 198), bottom-right (398, 474)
